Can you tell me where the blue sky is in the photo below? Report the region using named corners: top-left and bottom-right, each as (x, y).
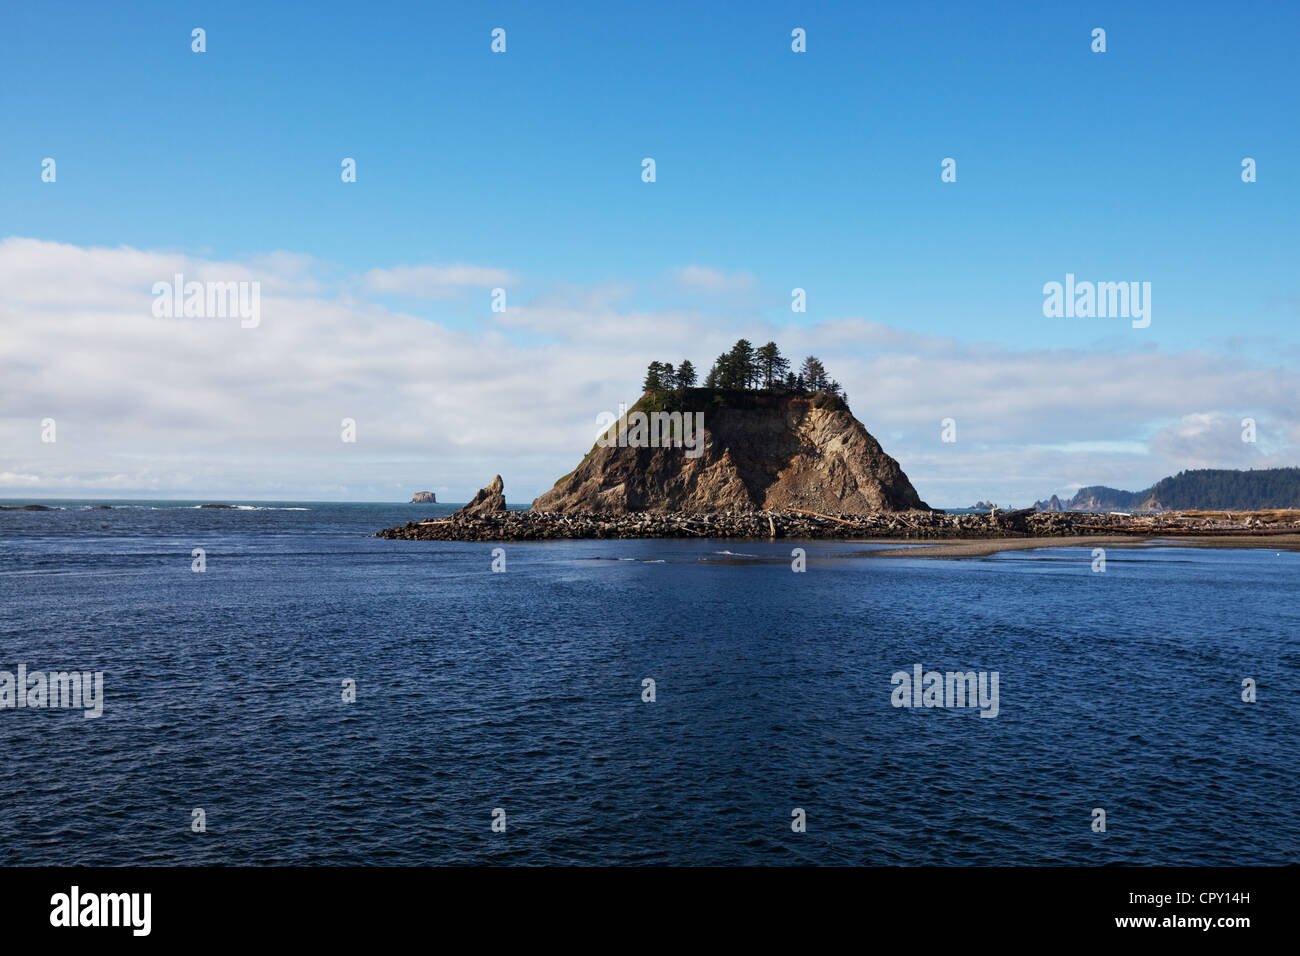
top-left (1, 1), bottom-right (1297, 504)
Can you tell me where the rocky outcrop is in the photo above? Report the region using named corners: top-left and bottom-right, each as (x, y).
top-left (376, 507), bottom-right (1300, 542)
top-left (531, 392), bottom-right (929, 514)
top-left (454, 475), bottom-right (506, 516)
top-left (1033, 495), bottom-right (1064, 512)
top-left (410, 491), bottom-right (436, 504)
top-left (1065, 487), bottom-right (1140, 512)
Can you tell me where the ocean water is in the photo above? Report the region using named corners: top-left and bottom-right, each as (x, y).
top-left (1, 500), bottom-right (1296, 866)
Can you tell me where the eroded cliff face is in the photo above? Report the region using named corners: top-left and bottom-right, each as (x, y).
top-left (454, 475), bottom-right (507, 516)
top-left (531, 392), bottom-right (929, 514)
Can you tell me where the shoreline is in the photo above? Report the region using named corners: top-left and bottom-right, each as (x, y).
top-left (852, 534), bottom-right (1300, 558)
top-left (376, 507), bottom-right (1300, 546)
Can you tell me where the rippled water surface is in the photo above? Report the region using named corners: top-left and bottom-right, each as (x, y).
top-left (2, 501), bottom-right (1296, 865)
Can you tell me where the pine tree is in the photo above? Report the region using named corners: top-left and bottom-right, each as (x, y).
top-left (675, 360), bottom-right (697, 388)
top-left (756, 341), bottom-right (789, 389)
top-left (643, 361), bottom-right (665, 391)
top-left (799, 356), bottom-right (828, 390)
top-left (728, 339), bottom-right (756, 388)
top-left (705, 352), bottom-right (730, 388)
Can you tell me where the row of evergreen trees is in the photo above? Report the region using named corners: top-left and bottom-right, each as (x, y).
top-left (643, 359), bottom-right (697, 391)
top-left (643, 340), bottom-right (846, 403)
top-left (1144, 468), bottom-right (1300, 510)
top-left (1069, 468), bottom-right (1300, 510)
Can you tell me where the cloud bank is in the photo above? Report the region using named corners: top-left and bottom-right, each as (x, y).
top-left (1, 239), bottom-right (1295, 506)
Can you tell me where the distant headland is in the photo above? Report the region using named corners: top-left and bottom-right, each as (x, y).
top-left (1033, 468), bottom-right (1300, 513)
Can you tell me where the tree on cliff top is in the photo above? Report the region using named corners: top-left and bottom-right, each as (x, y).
top-left (643, 361), bottom-right (667, 391)
top-left (646, 343), bottom-right (841, 405)
top-left (799, 356), bottom-right (828, 391)
top-left (732, 339), bottom-right (758, 388)
top-left (755, 342), bottom-right (788, 388)
top-left (675, 360), bottom-right (697, 388)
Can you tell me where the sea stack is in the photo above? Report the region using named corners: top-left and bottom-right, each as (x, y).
top-left (454, 475), bottom-right (507, 516)
top-left (532, 390), bottom-right (929, 514)
top-left (410, 491), bottom-right (436, 504)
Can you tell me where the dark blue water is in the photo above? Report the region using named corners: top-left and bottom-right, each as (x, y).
top-left (2, 500), bottom-right (1297, 865)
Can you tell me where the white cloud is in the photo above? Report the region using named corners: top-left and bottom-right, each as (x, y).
top-left (0, 471), bottom-right (41, 486)
top-left (361, 263), bottom-right (515, 298)
top-left (1148, 412), bottom-right (1267, 468)
top-left (671, 265), bottom-right (755, 295)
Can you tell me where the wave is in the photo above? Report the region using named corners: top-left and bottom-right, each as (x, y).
top-left (190, 505), bottom-right (311, 511)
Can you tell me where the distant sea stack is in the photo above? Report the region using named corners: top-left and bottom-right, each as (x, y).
top-left (454, 475), bottom-right (507, 516)
top-left (532, 390), bottom-right (929, 514)
top-left (410, 491), bottom-right (436, 504)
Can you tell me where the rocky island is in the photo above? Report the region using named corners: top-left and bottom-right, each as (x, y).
top-left (533, 391), bottom-right (926, 514)
top-left (409, 491), bottom-right (436, 504)
top-left (376, 342), bottom-right (1300, 550)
